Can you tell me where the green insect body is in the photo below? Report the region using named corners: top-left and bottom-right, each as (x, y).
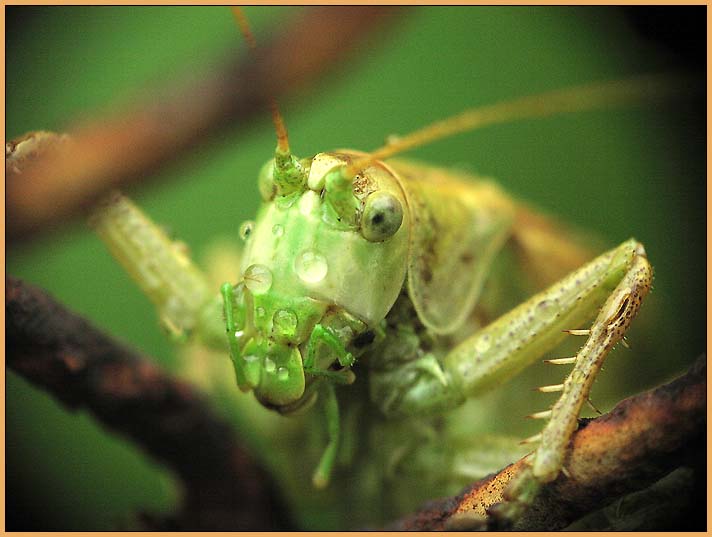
top-left (7, 5), bottom-right (704, 531)
top-left (85, 8), bottom-right (684, 530)
top-left (92, 121), bottom-right (653, 528)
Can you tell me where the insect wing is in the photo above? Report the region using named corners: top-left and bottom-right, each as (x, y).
top-left (387, 159), bottom-right (515, 334)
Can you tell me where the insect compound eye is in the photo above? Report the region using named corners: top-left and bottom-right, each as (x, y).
top-left (361, 191), bottom-right (403, 242)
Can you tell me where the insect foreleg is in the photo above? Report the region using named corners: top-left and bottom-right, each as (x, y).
top-left (303, 324), bottom-right (356, 384)
top-left (90, 191), bottom-right (224, 346)
top-left (490, 240), bottom-right (651, 525)
top-left (370, 239), bottom-right (651, 523)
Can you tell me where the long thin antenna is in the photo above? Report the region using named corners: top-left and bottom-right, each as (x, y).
top-left (231, 7), bottom-right (291, 154)
top-left (344, 74), bottom-right (688, 177)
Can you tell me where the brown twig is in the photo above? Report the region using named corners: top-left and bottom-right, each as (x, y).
top-left (6, 7), bottom-right (403, 244)
top-left (389, 355), bottom-right (706, 531)
top-left (6, 275), bottom-right (287, 530)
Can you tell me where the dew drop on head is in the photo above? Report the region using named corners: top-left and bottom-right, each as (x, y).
top-left (277, 367), bottom-right (289, 381)
top-left (273, 309), bottom-right (298, 338)
top-left (244, 264), bottom-right (273, 294)
top-left (295, 250), bottom-right (328, 284)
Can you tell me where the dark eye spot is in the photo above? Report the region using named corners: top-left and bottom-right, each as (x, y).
top-left (361, 191), bottom-right (403, 242)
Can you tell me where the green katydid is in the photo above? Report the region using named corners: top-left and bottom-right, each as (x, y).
top-left (84, 7), bottom-right (690, 530)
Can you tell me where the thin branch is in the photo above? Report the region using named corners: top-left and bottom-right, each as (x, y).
top-left (388, 355), bottom-right (706, 531)
top-left (6, 7), bottom-right (403, 244)
top-left (6, 275), bottom-right (287, 530)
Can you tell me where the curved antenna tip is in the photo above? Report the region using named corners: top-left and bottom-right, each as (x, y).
top-left (232, 6), bottom-right (292, 156)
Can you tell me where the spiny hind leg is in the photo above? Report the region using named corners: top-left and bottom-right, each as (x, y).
top-left (371, 240), bottom-right (652, 522)
top-left (460, 240), bottom-right (653, 525)
top-left (373, 239), bottom-right (650, 416)
top-left (493, 243), bottom-right (652, 525)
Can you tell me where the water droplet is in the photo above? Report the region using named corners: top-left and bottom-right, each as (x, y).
top-left (256, 307), bottom-right (266, 318)
top-left (264, 357), bottom-right (276, 373)
top-left (244, 264), bottom-right (273, 294)
top-left (272, 224), bottom-right (284, 237)
top-left (276, 194), bottom-right (298, 210)
top-left (234, 330), bottom-right (244, 339)
top-left (273, 309), bottom-right (298, 338)
top-left (295, 250), bottom-right (328, 284)
top-left (239, 220), bottom-right (255, 241)
top-left (244, 354), bottom-right (259, 363)
top-left (277, 367), bottom-right (289, 381)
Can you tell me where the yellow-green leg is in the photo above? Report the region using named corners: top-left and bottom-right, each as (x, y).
top-left (90, 191), bottom-right (224, 346)
top-left (372, 239), bottom-right (652, 522)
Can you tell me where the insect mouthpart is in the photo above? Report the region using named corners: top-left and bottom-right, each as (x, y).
top-left (238, 334), bottom-right (307, 408)
top-left (223, 277), bottom-right (336, 411)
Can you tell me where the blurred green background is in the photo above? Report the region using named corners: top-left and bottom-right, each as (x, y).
top-left (7, 6), bottom-right (705, 530)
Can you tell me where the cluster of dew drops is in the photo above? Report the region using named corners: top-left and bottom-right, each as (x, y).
top-left (239, 219), bottom-right (330, 293)
top-left (233, 219), bottom-right (334, 380)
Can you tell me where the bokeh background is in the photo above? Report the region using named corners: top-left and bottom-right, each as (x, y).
top-left (7, 6), bottom-right (705, 530)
